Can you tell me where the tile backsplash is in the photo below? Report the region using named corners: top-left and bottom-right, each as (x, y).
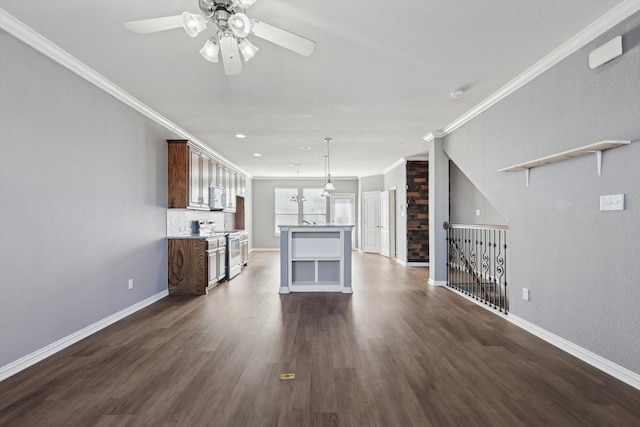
top-left (167, 209), bottom-right (235, 235)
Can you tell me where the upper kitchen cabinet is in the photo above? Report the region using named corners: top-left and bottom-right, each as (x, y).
top-left (237, 174), bottom-right (246, 197)
top-left (168, 140), bottom-right (246, 212)
top-left (228, 171), bottom-right (237, 211)
top-left (168, 140), bottom-right (213, 210)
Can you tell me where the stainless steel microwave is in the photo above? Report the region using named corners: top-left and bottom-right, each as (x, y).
top-left (209, 186), bottom-right (225, 210)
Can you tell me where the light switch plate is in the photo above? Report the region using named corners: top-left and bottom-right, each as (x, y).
top-left (523, 288), bottom-right (530, 301)
top-left (600, 194), bottom-right (624, 211)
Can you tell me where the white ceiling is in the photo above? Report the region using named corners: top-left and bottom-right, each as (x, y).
top-left (0, 0), bottom-right (625, 178)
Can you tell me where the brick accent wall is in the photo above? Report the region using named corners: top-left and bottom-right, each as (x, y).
top-left (406, 161), bottom-right (429, 262)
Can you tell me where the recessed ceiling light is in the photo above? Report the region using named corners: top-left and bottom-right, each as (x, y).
top-left (235, 133), bottom-right (246, 139)
top-left (300, 146), bottom-right (311, 151)
top-left (288, 162), bottom-right (303, 167)
top-left (450, 89), bottom-right (465, 100)
top-left (253, 153), bottom-right (262, 157)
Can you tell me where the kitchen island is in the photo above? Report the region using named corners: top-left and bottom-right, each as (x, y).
top-left (278, 225), bottom-right (354, 294)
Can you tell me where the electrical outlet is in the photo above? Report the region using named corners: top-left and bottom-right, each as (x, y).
top-left (523, 288), bottom-right (530, 301)
top-left (600, 194), bottom-right (624, 211)
top-left (128, 279), bottom-right (134, 290)
top-left (475, 209), bottom-right (481, 216)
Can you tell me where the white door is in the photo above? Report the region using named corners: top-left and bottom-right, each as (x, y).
top-left (381, 191), bottom-right (390, 257)
top-left (362, 191), bottom-right (381, 253)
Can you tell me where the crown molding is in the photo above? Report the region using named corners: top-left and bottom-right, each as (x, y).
top-left (357, 173), bottom-right (385, 179)
top-left (406, 155), bottom-right (429, 161)
top-left (382, 158), bottom-right (406, 174)
top-left (251, 176), bottom-right (358, 181)
top-left (0, 8), bottom-right (251, 178)
top-left (431, 0), bottom-right (640, 138)
top-left (423, 130), bottom-right (446, 142)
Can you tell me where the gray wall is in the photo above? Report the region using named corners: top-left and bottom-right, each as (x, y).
top-left (450, 162), bottom-right (506, 225)
top-left (444, 13), bottom-right (640, 374)
top-left (384, 163), bottom-right (407, 263)
top-left (252, 178), bottom-right (358, 249)
top-left (360, 175), bottom-right (384, 192)
top-left (0, 31), bottom-right (170, 367)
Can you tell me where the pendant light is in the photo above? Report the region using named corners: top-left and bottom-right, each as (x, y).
top-left (321, 155), bottom-right (330, 197)
top-left (291, 171), bottom-right (306, 203)
top-left (324, 137), bottom-right (336, 191)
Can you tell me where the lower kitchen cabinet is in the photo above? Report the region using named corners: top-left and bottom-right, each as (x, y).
top-left (168, 237), bottom-right (224, 295)
top-left (168, 239), bottom-right (207, 295)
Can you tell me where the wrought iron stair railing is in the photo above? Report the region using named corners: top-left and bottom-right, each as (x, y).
top-left (444, 222), bottom-right (508, 313)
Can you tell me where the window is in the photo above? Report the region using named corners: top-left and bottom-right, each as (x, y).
top-left (274, 188), bottom-right (299, 234)
top-left (330, 193), bottom-right (355, 225)
top-left (275, 187), bottom-right (330, 234)
top-left (303, 188), bottom-right (327, 225)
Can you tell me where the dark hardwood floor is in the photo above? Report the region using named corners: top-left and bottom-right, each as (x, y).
top-left (1, 251), bottom-right (639, 426)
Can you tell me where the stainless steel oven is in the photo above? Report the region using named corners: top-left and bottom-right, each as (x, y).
top-left (226, 232), bottom-right (242, 279)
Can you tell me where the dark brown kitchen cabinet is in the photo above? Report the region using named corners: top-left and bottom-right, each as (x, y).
top-left (168, 139), bottom-right (245, 211)
top-left (168, 238), bottom-right (208, 295)
top-left (235, 196), bottom-right (245, 229)
top-left (168, 140), bottom-right (213, 210)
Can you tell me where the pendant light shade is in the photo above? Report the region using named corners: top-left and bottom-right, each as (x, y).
top-left (182, 12), bottom-right (208, 38)
top-left (238, 38), bottom-right (259, 61)
top-left (199, 38), bottom-right (220, 62)
top-left (228, 13), bottom-right (252, 38)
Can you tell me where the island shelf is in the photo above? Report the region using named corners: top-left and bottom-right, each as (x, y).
top-left (278, 225), bottom-right (354, 293)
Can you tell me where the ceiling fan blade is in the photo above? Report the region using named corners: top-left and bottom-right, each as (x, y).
top-left (235, 0), bottom-right (259, 8)
top-left (124, 15), bottom-right (183, 34)
top-left (250, 20), bottom-right (316, 57)
top-left (219, 34), bottom-right (243, 76)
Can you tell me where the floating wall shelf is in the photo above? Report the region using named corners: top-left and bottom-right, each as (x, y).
top-left (498, 140), bottom-right (630, 186)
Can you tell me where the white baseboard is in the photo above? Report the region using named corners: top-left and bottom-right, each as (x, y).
top-left (428, 278), bottom-right (447, 287)
top-left (407, 262), bottom-right (429, 267)
top-left (442, 286), bottom-right (640, 391)
top-left (507, 314), bottom-right (640, 391)
top-left (395, 259), bottom-right (407, 266)
top-left (0, 290), bottom-right (168, 382)
top-left (250, 248), bottom-right (280, 252)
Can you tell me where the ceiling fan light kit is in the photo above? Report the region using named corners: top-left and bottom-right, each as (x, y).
top-left (182, 12), bottom-right (208, 37)
top-left (228, 13), bottom-right (251, 38)
top-left (199, 38), bottom-right (220, 62)
top-left (238, 38), bottom-right (259, 61)
top-left (125, 0), bottom-right (316, 76)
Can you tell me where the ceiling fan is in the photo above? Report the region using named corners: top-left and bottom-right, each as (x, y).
top-left (124, 0), bottom-right (316, 76)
